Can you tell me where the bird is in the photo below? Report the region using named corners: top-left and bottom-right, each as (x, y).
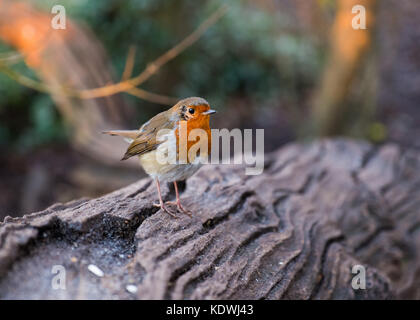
top-left (103, 97), bottom-right (216, 218)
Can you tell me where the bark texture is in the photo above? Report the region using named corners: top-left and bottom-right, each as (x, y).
top-left (1, 139), bottom-right (419, 299)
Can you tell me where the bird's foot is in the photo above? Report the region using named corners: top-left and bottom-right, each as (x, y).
top-left (153, 202), bottom-right (178, 218)
top-left (166, 201), bottom-right (192, 217)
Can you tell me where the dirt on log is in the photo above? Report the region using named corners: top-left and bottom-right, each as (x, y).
top-left (1, 139), bottom-right (419, 299)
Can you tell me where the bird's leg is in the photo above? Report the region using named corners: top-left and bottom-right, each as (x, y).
top-left (153, 178), bottom-right (177, 218)
top-left (166, 181), bottom-right (192, 217)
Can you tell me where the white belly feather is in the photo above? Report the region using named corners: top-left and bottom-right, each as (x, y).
top-left (138, 129), bottom-right (203, 182)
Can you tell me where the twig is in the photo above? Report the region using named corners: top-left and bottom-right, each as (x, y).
top-left (127, 87), bottom-right (178, 106)
top-left (75, 4), bottom-right (229, 99)
top-left (0, 62), bottom-right (49, 93)
top-left (0, 51), bottom-right (23, 65)
top-left (121, 45), bottom-right (136, 81)
top-left (0, 5), bottom-right (229, 104)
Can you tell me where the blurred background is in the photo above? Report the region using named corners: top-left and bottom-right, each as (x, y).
top-left (0, 0), bottom-right (419, 220)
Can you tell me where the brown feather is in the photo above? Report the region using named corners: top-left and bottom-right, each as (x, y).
top-left (104, 97), bottom-right (213, 161)
top-left (102, 130), bottom-right (140, 140)
top-left (121, 110), bottom-right (177, 160)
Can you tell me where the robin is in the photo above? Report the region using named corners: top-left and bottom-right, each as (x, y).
top-left (103, 97), bottom-right (216, 218)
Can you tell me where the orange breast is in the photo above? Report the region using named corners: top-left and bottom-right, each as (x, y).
top-left (175, 115), bottom-right (211, 163)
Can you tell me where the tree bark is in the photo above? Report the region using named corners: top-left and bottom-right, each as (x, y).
top-left (1, 139), bottom-right (419, 299)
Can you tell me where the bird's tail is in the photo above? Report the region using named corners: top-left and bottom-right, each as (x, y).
top-left (102, 130), bottom-right (139, 143)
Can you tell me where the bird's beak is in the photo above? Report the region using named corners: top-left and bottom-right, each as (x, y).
top-left (203, 109), bottom-right (217, 115)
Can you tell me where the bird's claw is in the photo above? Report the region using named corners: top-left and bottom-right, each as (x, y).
top-left (165, 201), bottom-right (193, 217)
top-left (153, 202), bottom-right (178, 218)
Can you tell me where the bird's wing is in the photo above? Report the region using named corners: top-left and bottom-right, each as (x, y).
top-left (121, 111), bottom-right (175, 160)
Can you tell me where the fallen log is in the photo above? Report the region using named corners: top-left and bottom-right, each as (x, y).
top-left (1, 139), bottom-right (419, 299)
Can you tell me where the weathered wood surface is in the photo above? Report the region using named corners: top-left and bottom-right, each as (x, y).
top-left (1, 139), bottom-right (419, 299)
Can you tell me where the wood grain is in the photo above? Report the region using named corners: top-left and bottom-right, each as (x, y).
top-left (1, 139), bottom-right (419, 299)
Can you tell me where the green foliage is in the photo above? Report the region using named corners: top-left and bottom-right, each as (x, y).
top-left (0, 0), bottom-right (322, 151)
top-left (16, 95), bottom-right (68, 151)
top-left (0, 42), bottom-right (68, 150)
top-left (368, 122), bottom-right (387, 143)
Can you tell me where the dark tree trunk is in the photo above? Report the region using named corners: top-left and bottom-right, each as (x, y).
top-left (1, 139), bottom-right (419, 299)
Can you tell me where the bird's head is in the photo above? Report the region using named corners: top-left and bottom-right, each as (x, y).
top-left (171, 97), bottom-right (216, 122)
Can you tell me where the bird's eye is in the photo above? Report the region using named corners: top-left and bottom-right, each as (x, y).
top-left (188, 108), bottom-right (195, 114)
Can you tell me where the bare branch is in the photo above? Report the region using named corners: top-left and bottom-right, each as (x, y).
top-left (127, 87), bottom-right (178, 106)
top-left (0, 51), bottom-right (23, 65)
top-left (121, 45), bottom-right (137, 81)
top-left (76, 4), bottom-right (228, 99)
top-left (0, 5), bottom-right (229, 105)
